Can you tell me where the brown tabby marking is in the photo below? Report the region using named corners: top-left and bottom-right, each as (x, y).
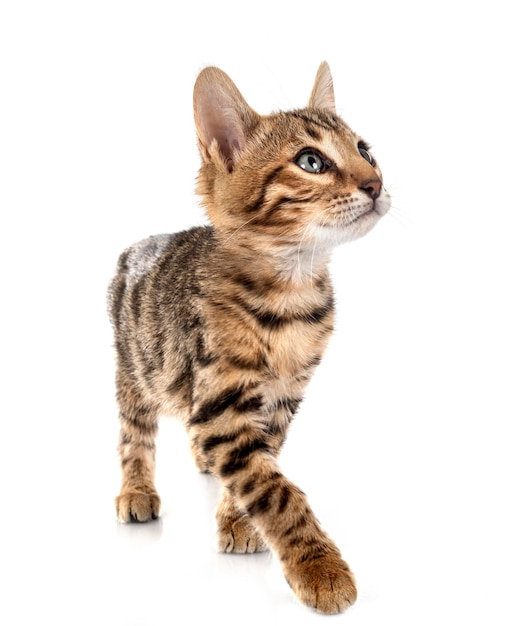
top-left (108, 62), bottom-right (391, 614)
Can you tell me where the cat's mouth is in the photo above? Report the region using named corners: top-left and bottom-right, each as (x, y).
top-left (340, 204), bottom-right (376, 226)
top-left (319, 206), bottom-right (375, 231)
top-left (339, 211), bottom-right (369, 228)
top-left (339, 190), bottom-right (391, 221)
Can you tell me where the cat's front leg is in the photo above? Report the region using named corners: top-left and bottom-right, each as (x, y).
top-left (279, 528), bottom-right (357, 614)
top-left (240, 469), bottom-right (357, 614)
top-left (202, 428), bottom-right (356, 613)
top-left (116, 486), bottom-right (160, 523)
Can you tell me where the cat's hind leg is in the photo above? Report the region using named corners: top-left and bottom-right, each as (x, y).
top-left (189, 434), bottom-right (210, 473)
top-left (115, 379), bottom-right (161, 522)
top-left (216, 489), bottom-right (268, 553)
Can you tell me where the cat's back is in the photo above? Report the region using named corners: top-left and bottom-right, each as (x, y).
top-left (108, 225), bottom-right (215, 335)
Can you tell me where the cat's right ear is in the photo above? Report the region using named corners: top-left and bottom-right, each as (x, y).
top-left (193, 67), bottom-right (260, 172)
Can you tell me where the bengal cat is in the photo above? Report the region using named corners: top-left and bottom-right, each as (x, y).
top-left (108, 62), bottom-right (391, 614)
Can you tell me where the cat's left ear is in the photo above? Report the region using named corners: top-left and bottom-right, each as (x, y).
top-left (194, 67), bottom-right (260, 172)
top-left (308, 62), bottom-right (336, 113)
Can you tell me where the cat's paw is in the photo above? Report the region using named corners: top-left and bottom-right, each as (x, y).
top-left (218, 515), bottom-right (268, 554)
top-left (285, 554), bottom-right (357, 614)
top-left (116, 491), bottom-right (161, 523)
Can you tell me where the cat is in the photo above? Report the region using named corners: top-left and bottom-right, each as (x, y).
top-left (108, 62), bottom-right (391, 614)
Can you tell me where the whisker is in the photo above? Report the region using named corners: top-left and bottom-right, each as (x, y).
top-left (387, 204), bottom-right (413, 228)
top-left (309, 212), bottom-right (329, 295)
top-left (295, 208), bottom-right (333, 285)
top-left (223, 214), bottom-right (263, 245)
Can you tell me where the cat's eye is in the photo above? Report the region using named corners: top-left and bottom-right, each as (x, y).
top-left (295, 149), bottom-right (329, 174)
top-left (358, 144), bottom-right (374, 165)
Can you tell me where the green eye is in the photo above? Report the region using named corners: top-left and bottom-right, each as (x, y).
top-left (296, 149), bottom-right (328, 174)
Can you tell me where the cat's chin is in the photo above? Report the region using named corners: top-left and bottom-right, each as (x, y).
top-left (277, 211), bottom-right (382, 281)
top-left (343, 210), bottom-right (383, 241)
top-left (312, 209), bottom-right (383, 249)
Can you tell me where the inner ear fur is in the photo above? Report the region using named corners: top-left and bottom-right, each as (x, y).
top-left (193, 67), bottom-right (260, 171)
top-left (308, 61), bottom-right (336, 113)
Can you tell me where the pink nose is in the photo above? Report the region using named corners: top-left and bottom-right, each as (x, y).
top-left (360, 178), bottom-right (382, 200)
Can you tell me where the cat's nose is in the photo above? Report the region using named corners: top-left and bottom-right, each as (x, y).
top-left (359, 178), bottom-right (382, 200)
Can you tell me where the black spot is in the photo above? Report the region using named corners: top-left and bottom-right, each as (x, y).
top-left (272, 397), bottom-right (303, 416)
top-left (233, 272), bottom-right (259, 293)
top-left (238, 296), bottom-right (334, 331)
top-left (235, 396), bottom-right (263, 413)
top-left (239, 470), bottom-right (282, 497)
top-left (150, 333), bottom-right (165, 370)
top-left (166, 370), bottom-right (189, 394)
top-left (300, 551), bottom-right (326, 564)
top-left (300, 296), bottom-right (335, 324)
top-left (201, 431), bottom-right (240, 454)
top-left (226, 353), bottom-right (267, 371)
top-left (246, 485), bottom-right (276, 517)
top-left (188, 386), bottom-right (244, 426)
top-left (120, 408), bottom-right (157, 436)
top-left (244, 166), bottom-right (283, 212)
top-left (136, 338), bottom-right (159, 379)
top-left (120, 431), bottom-right (133, 446)
top-left (314, 275), bottom-right (328, 293)
top-left (232, 272), bottom-right (278, 298)
top-left (265, 421), bottom-right (286, 437)
top-left (305, 354), bottom-right (322, 369)
top-left (115, 339), bottom-right (135, 375)
top-left (240, 479), bottom-right (256, 496)
top-left (281, 507), bottom-right (311, 539)
top-left (277, 485), bottom-right (291, 514)
top-left (247, 307), bottom-right (288, 330)
top-left (108, 276), bottom-right (126, 329)
top-left (219, 438), bottom-right (270, 477)
top-left (264, 196), bottom-right (299, 216)
top-left (118, 250), bottom-right (129, 272)
top-left (304, 123), bottom-right (321, 141)
top-left (187, 315), bottom-right (202, 330)
top-left (130, 278), bottom-right (145, 323)
top-left (291, 110), bottom-right (342, 132)
top-left (195, 334), bottom-right (218, 367)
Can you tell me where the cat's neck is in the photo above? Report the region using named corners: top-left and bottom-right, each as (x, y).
top-left (271, 242), bottom-right (332, 285)
top-left (217, 232), bottom-right (332, 291)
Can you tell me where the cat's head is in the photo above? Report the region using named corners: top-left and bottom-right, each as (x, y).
top-left (193, 63), bottom-right (390, 274)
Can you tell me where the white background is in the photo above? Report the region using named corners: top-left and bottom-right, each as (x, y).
top-left (1, 1), bottom-right (530, 624)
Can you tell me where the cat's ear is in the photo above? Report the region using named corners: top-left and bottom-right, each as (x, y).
top-left (308, 61), bottom-right (336, 113)
top-left (193, 67), bottom-right (260, 172)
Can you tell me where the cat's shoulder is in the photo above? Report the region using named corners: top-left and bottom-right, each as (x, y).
top-left (119, 225), bottom-right (214, 283)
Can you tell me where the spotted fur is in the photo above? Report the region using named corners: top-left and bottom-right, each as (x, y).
top-left (108, 62), bottom-right (391, 614)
